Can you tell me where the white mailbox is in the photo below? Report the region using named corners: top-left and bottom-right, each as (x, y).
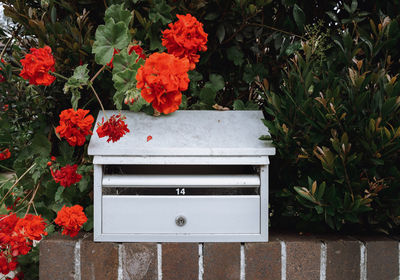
top-left (88, 110), bottom-right (275, 242)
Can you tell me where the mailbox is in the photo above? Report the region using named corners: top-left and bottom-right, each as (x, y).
top-left (88, 110), bottom-right (275, 242)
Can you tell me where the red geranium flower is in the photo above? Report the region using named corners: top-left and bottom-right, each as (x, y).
top-left (55, 108), bottom-right (94, 146)
top-left (51, 164), bottom-right (82, 187)
top-left (14, 214), bottom-right (47, 241)
top-left (55, 205), bottom-right (87, 237)
top-left (128, 45), bottom-right (146, 62)
top-left (0, 253), bottom-right (17, 275)
top-left (96, 114), bottom-right (130, 143)
top-left (0, 148), bottom-right (11, 160)
top-left (19, 46), bottom-right (56, 86)
top-left (162, 14), bottom-right (208, 70)
top-left (136, 52), bottom-right (190, 114)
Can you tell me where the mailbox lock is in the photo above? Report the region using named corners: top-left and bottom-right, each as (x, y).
top-left (175, 215), bottom-right (186, 227)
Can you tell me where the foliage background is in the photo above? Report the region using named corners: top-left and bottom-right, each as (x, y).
top-left (0, 0), bottom-right (400, 277)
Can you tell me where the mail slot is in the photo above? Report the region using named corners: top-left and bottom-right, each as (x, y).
top-left (88, 110), bottom-right (275, 242)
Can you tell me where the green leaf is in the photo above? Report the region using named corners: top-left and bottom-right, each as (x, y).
top-left (64, 64), bottom-right (90, 110)
top-left (200, 84), bottom-right (216, 105)
top-left (128, 95), bottom-right (148, 112)
top-left (315, 205), bottom-right (324, 214)
top-left (31, 134), bottom-right (51, 157)
top-left (285, 42), bottom-right (301, 55)
top-left (104, 4), bottom-right (132, 27)
top-left (259, 135), bottom-right (272, 141)
top-left (112, 49), bottom-right (144, 109)
top-left (326, 11), bottom-right (339, 22)
top-left (293, 4), bottom-right (305, 32)
top-left (243, 63), bottom-right (268, 83)
top-left (59, 141), bottom-right (74, 164)
top-left (149, 23), bottom-right (164, 50)
top-left (113, 89), bottom-right (126, 110)
top-left (216, 24), bottom-right (225, 43)
top-left (92, 20), bottom-right (130, 65)
top-left (209, 74), bottom-right (225, 92)
top-left (227, 46), bottom-right (244, 66)
top-left (189, 71), bottom-right (203, 82)
top-left (350, 0), bottom-right (358, 13)
top-left (50, 6), bottom-right (57, 24)
top-left (204, 12), bottom-right (219, 21)
top-left (294, 186), bottom-right (315, 203)
top-left (78, 176), bottom-right (89, 192)
top-left (54, 186), bottom-right (64, 202)
top-left (112, 49), bottom-right (142, 74)
top-left (149, 0), bottom-right (172, 24)
top-left (83, 205), bottom-right (94, 231)
top-left (233, 100), bottom-right (246, 110)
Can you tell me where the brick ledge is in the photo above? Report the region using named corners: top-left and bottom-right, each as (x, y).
top-left (39, 232), bottom-right (399, 280)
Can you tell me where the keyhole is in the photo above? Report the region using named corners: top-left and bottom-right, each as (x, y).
top-left (175, 216), bottom-right (186, 227)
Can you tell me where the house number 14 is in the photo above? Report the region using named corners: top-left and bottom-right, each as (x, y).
top-left (176, 188), bottom-right (186, 195)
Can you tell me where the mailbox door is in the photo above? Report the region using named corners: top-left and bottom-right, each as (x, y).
top-left (102, 195), bottom-right (260, 234)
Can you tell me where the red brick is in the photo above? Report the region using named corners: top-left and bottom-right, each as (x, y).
top-left (285, 235), bottom-right (321, 280)
top-left (358, 236), bottom-right (398, 280)
top-left (121, 243), bottom-right (158, 280)
top-left (245, 238), bottom-right (281, 280)
top-left (203, 243), bottom-right (240, 280)
top-left (39, 233), bottom-right (78, 280)
top-left (81, 234), bottom-right (119, 280)
top-left (324, 236), bottom-right (360, 280)
top-left (162, 243), bottom-right (198, 280)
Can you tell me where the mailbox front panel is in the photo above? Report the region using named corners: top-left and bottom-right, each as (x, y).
top-left (93, 163), bottom-right (270, 242)
top-left (102, 195), bottom-right (260, 234)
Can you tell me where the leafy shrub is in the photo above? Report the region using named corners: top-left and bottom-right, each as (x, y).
top-left (264, 11), bottom-right (400, 233)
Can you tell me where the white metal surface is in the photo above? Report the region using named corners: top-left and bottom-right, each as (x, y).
top-left (102, 195), bottom-right (260, 234)
top-left (88, 110), bottom-right (275, 157)
top-left (260, 165), bottom-right (269, 241)
top-left (93, 155), bottom-right (270, 165)
top-left (93, 164), bottom-right (102, 242)
top-left (89, 111), bottom-right (273, 242)
top-left (102, 174), bottom-right (260, 188)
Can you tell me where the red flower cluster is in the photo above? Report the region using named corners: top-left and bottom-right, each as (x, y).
top-left (162, 14), bottom-right (208, 70)
top-left (55, 108), bottom-right (94, 146)
top-left (0, 148), bottom-right (11, 161)
top-left (96, 114), bottom-right (130, 143)
top-left (136, 53), bottom-right (190, 114)
top-left (0, 213), bottom-right (47, 275)
top-left (51, 164), bottom-right (82, 187)
top-left (128, 45), bottom-right (146, 62)
top-left (19, 46), bottom-right (56, 86)
top-left (55, 205), bottom-right (87, 237)
top-left (107, 45), bottom-right (146, 68)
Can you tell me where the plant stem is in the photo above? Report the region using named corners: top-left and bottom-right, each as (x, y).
top-left (0, 163), bottom-right (36, 206)
top-left (49, 71), bottom-right (69, 81)
top-left (250, 23), bottom-right (306, 40)
top-left (90, 65), bottom-right (106, 84)
top-left (25, 181), bottom-right (40, 216)
top-left (89, 84), bottom-right (108, 119)
top-left (0, 36), bottom-right (13, 62)
top-left (0, 164), bottom-right (15, 172)
top-left (14, 189), bottom-right (33, 208)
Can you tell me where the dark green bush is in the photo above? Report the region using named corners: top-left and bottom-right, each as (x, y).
top-left (264, 11), bottom-right (400, 234)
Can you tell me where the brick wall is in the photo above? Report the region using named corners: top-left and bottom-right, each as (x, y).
top-left (39, 232), bottom-right (399, 280)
